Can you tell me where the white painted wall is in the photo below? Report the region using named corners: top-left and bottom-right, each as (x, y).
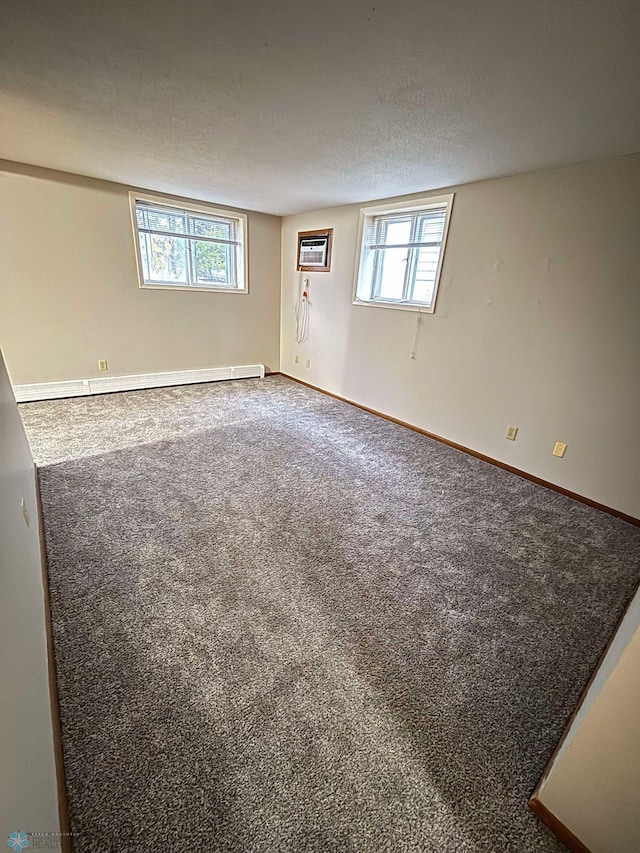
top-left (281, 154), bottom-right (640, 518)
top-left (536, 587), bottom-right (640, 853)
top-left (0, 161), bottom-right (282, 385)
top-left (0, 349), bottom-right (60, 837)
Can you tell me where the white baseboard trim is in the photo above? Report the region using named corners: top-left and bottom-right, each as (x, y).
top-left (13, 364), bottom-right (266, 403)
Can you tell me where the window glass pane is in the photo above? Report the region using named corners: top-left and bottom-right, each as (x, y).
top-left (376, 248), bottom-right (407, 299)
top-left (410, 246), bottom-right (440, 304)
top-left (416, 211), bottom-right (446, 242)
top-left (356, 199), bottom-right (451, 310)
top-left (193, 240), bottom-right (232, 286)
top-left (382, 217), bottom-right (411, 246)
top-left (136, 205), bottom-right (187, 236)
top-left (133, 197), bottom-right (247, 291)
top-left (143, 234), bottom-right (188, 283)
top-left (189, 216), bottom-right (234, 241)
top-left (138, 234), bottom-right (151, 281)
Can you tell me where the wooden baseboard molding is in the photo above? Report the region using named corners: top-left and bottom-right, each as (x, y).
top-left (528, 798), bottom-right (592, 853)
top-left (279, 373), bottom-right (639, 527)
top-left (34, 466), bottom-right (73, 853)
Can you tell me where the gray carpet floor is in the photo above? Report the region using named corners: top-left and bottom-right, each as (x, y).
top-left (20, 376), bottom-right (640, 853)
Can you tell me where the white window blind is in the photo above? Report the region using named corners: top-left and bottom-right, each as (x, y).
top-left (130, 194), bottom-right (247, 292)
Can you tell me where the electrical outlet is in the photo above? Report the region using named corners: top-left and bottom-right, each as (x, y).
top-left (553, 441), bottom-right (567, 458)
top-left (294, 355), bottom-right (299, 364)
top-left (98, 359), bottom-right (108, 371)
top-left (20, 497), bottom-right (30, 528)
top-left (505, 425), bottom-right (518, 441)
top-left (305, 359), bottom-right (311, 368)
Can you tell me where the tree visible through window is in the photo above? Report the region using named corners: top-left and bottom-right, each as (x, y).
top-left (130, 194), bottom-right (247, 292)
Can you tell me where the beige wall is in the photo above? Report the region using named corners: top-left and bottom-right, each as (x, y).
top-left (281, 154), bottom-right (640, 518)
top-left (3, 156), bottom-right (638, 516)
top-left (0, 348), bottom-right (60, 836)
top-left (536, 588), bottom-right (640, 853)
top-left (0, 161), bottom-right (282, 384)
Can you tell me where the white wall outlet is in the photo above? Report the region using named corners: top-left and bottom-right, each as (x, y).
top-left (305, 359), bottom-right (311, 368)
top-left (553, 441), bottom-right (567, 458)
top-left (294, 355), bottom-right (299, 364)
top-left (98, 359), bottom-right (108, 371)
top-left (505, 425), bottom-right (518, 441)
top-left (20, 497), bottom-right (30, 528)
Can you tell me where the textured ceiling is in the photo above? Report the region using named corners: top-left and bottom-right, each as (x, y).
top-left (1, 1), bottom-right (639, 215)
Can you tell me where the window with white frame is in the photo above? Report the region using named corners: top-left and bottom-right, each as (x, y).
top-left (353, 194), bottom-right (453, 312)
top-left (129, 193), bottom-right (247, 292)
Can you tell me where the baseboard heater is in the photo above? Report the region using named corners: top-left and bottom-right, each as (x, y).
top-left (12, 364), bottom-right (265, 403)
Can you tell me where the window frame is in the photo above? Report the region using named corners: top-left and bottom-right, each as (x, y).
top-left (129, 192), bottom-right (248, 294)
top-left (352, 193), bottom-right (454, 314)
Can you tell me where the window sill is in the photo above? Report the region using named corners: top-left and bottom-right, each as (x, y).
top-left (140, 283), bottom-right (248, 295)
top-left (352, 298), bottom-right (435, 314)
